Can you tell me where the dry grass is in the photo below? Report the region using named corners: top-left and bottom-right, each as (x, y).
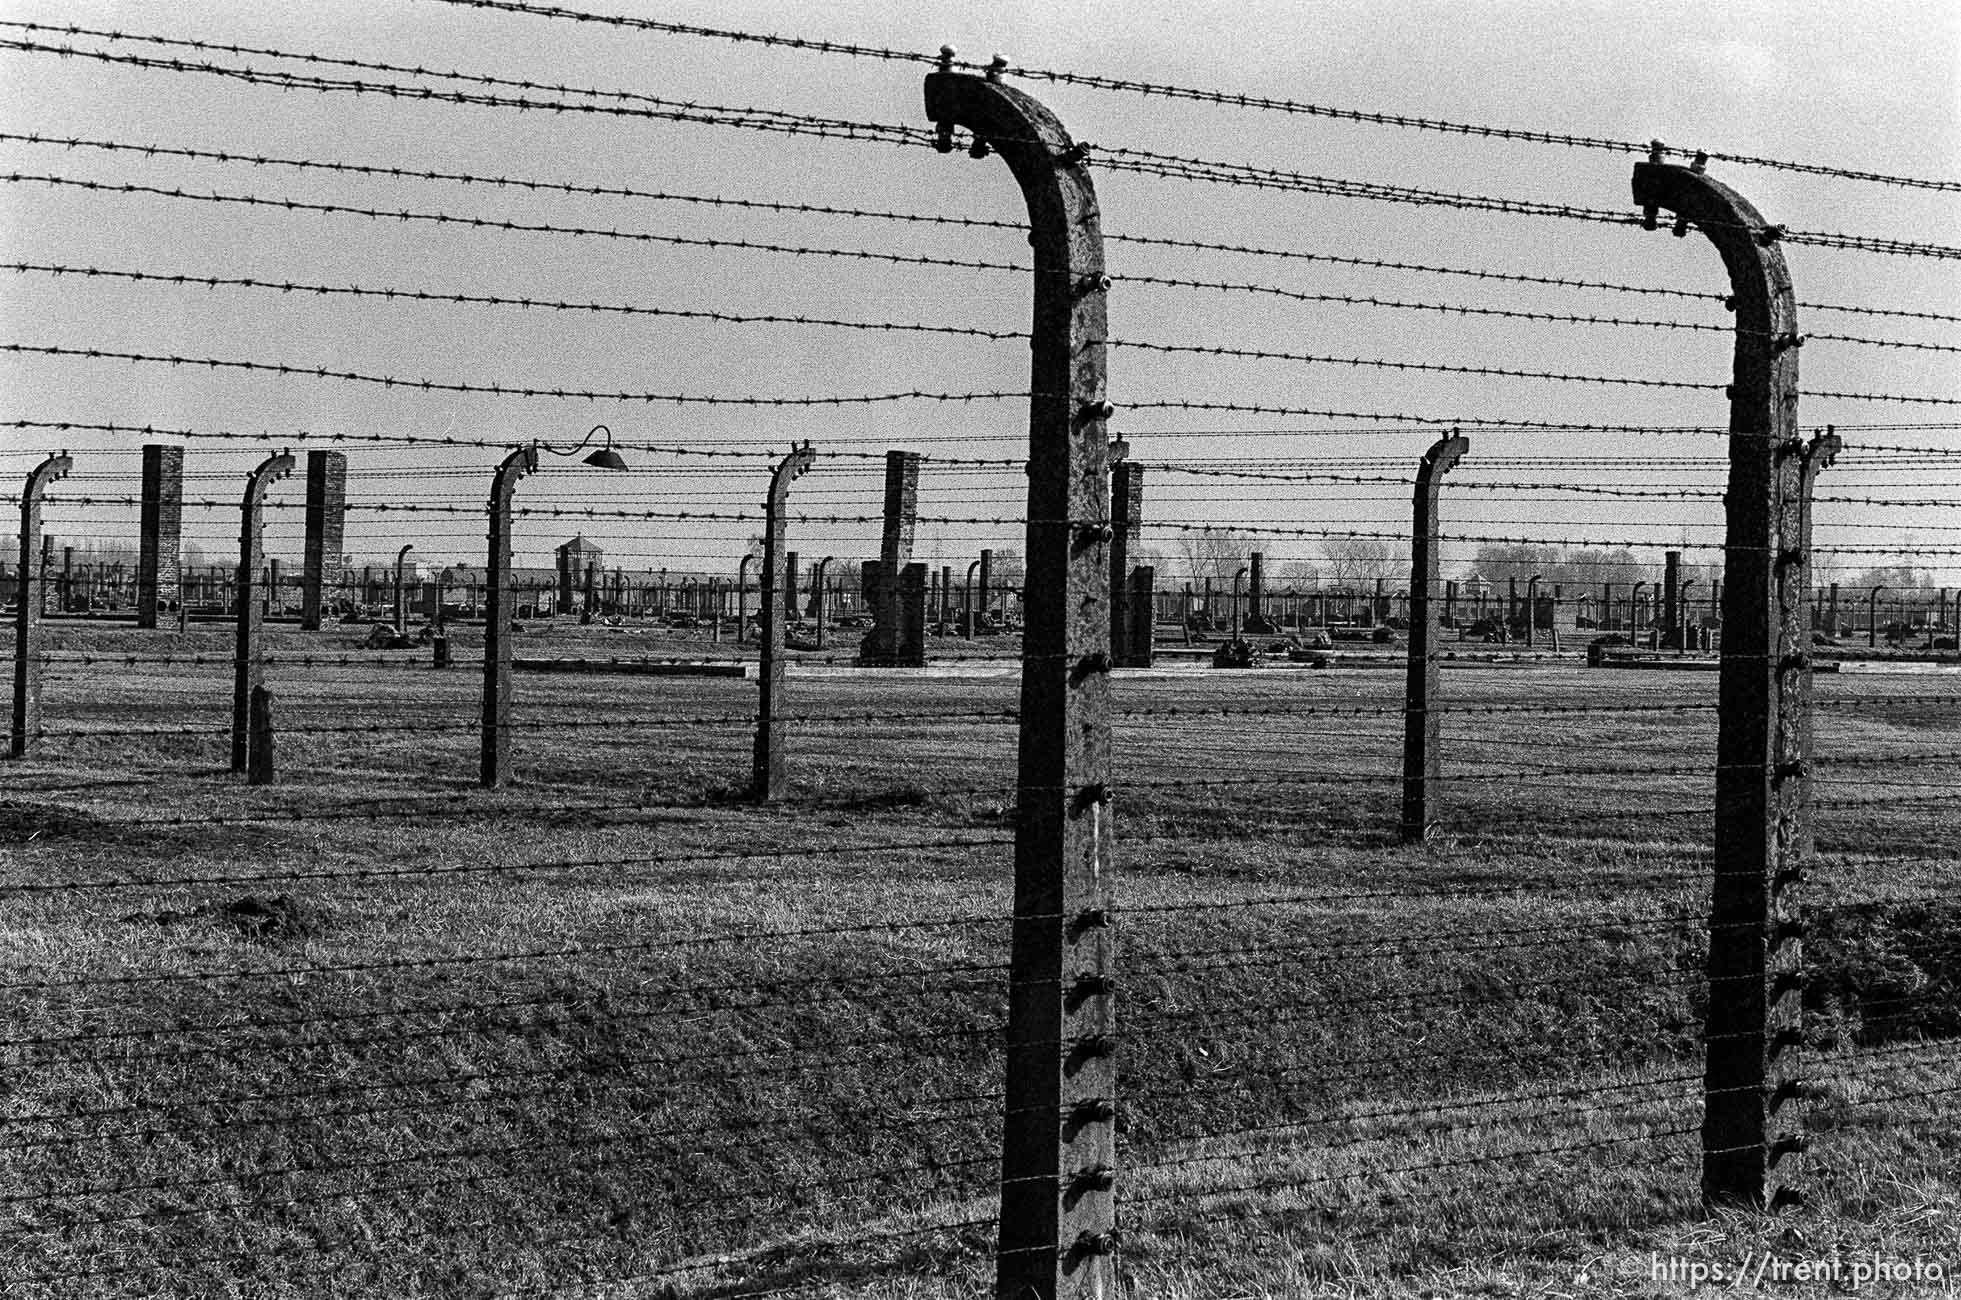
top-left (1, 621), bottom-right (1955, 1297)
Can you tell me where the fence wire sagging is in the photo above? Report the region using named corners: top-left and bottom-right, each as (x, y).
top-left (2, 8), bottom-right (1958, 1299)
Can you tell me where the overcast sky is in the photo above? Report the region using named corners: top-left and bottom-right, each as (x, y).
top-left (1, 0), bottom-right (1955, 583)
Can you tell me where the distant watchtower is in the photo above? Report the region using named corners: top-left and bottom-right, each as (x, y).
top-left (555, 535), bottom-right (603, 613)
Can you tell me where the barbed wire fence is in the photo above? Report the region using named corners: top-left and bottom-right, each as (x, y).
top-left (2, 9), bottom-right (1956, 1299)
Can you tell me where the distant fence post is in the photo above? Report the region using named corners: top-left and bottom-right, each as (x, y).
top-left (394, 544), bottom-right (415, 635)
top-left (1795, 429), bottom-right (1841, 858)
top-left (136, 444), bottom-right (183, 629)
top-left (300, 449), bottom-right (347, 631)
top-left (736, 553), bottom-right (753, 645)
top-left (247, 685), bottom-right (275, 786)
top-left (752, 442), bottom-right (815, 801)
top-left (481, 444), bottom-right (538, 788)
top-left (866, 450), bottom-right (922, 662)
top-left (813, 556), bottom-right (834, 651)
top-left (1401, 432), bottom-right (1469, 844)
top-left (1246, 551), bottom-right (1267, 632)
top-left (1109, 451), bottom-right (1143, 664)
top-left (1662, 550), bottom-right (1683, 649)
top-left (1127, 565), bottom-right (1156, 665)
top-left (978, 547), bottom-right (994, 631)
top-left (10, 452), bottom-right (72, 760)
top-left (898, 561), bottom-right (928, 665)
top-left (232, 451), bottom-right (295, 775)
top-left (1635, 152), bottom-right (1806, 1210)
top-left (927, 52), bottom-right (1116, 1299)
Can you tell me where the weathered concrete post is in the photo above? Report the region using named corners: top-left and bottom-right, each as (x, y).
top-left (136, 444), bottom-right (183, 629)
top-left (1126, 566), bottom-right (1155, 665)
top-left (940, 563), bottom-right (954, 634)
top-left (59, 545), bottom-right (73, 614)
top-left (753, 442), bottom-right (815, 800)
top-left (247, 685), bottom-right (275, 786)
top-left (1246, 551), bottom-right (1268, 632)
top-left (1867, 585), bottom-right (1885, 648)
top-left (813, 556), bottom-right (835, 651)
top-left (1109, 453), bottom-right (1143, 664)
top-left (736, 553), bottom-right (754, 646)
top-left (867, 450), bottom-right (922, 661)
top-left (1795, 430), bottom-right (1841, 855)
top-left (480, 445), bottom-right (537, 788)
top-left (300, 450), bottom-right (347, 631)
top-left (1681, 579), bottom-right (1699, 655)
top-left (1401, 432), bottom-right (1469, 844)
top-left (928, 53), bottom-right (1116, 1298)
top-left (1231, 566), bottom-right (1248, 638)
top-left (965, 557), bottom-right (982, 638)
top-left (783, 550), bottom-right (800, 625)
top-left (9, 453), bottom-right (71, 759)
top-left (394, 544), bottom-right (415, 635)
top-left (1525, 574), bottom-right (1541, 648)
top-left (1663, 550), bottom-right (1683, 649)
top-left (232, 451), bottom-right (295, 775)
top-left (898, 561), bottom-right (928, 665)
top-left (1630, 581), bottom-right (1647, 643)
top-left (1636, 152), bottom-right (1806, 1211)
top-left (978, 547), bottom-right (994, 631)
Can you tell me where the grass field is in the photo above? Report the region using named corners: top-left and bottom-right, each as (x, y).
top-left (3, 620), bottom-right (1957, 1298)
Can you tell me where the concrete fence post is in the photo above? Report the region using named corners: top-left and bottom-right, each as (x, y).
top-left (1110, 454), bottom-right (1143, 664)
top-left (753, 442), bottom-right (815, 800)
top-left (1401, 432), bottom-right (1469, 843)
top-left (1246, 551), bottom-right (1267, 632)
top-left (812, 556), bottom-right (835, 651)
top-left (978, 547), bottom-right (994, 632)
top-left (480, 445), bottom-right (538, 788)
top-left (1663, 550), bottom-right (1683, 649)
top-left (736, 553), bottom-right (754, 645)
top-left (232, 451), bottom-right (294, 775)
top-left (927, 53), bottom-right (1116, 1299)
top-left (1635, 152), bottom-right (1806, 1211)
top-left (1127, 565), bottom-right (1156, 665)
top-left (394, 544), bottom-right (415, 635)
top-left (247, 685), bottom-right (275, 786)
top-left (9, 453), bottom-right (71, 759)
top-left (898, 561), bottom-right (928, 665)
top-left (965, 557), bottom-right (982, 639)
top-left (1867, 585), bottom-right (1885, 648)
top-left (1795, 431), bottom-right (1841, 856)
top-left (867, 450), bottom-right (922, 662)
top-left (137, 444), bottom-right (183, 629)
top-left (301, 450), bottom-right (346, 630)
